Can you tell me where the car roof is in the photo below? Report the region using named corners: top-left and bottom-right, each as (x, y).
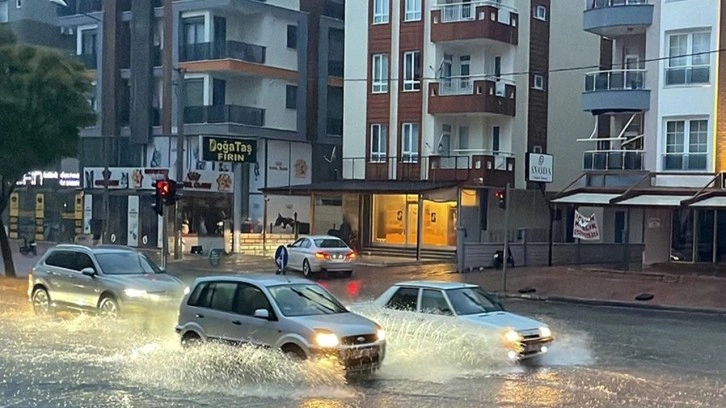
top-left (52, 244), bottom-right (140, 254)
top-left (300, 235), bottom-right (344, 241)
top-left (193, 273), bottom-right (313, 287)
top-left (392, 281), bottom-right (480, 290)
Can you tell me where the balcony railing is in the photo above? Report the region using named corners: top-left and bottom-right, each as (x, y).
top-left (662, 153), bottom-right (708, 171)
top-left (180, 41), bottom-right (266, 64)
top-left (584, 150), bottom-right (644, 171)
top-left (327, 117), bottom-right (343, 136)
top-left (584, 69), bottom-right (646, 92)
top-left (323, 0), bottom-right (345, 20)
top-left (429, 78), bottom-right (516, 116)
top-left (184, 105), bottom-right (265, 127)
top-left (342, 154), bottom-right (515, 185)
top-left (437, 1), bottom-right (515, 24)
top-left (586, 0), bottom-right (649, 9)
top-left (439, 75), bottom-right (474, 95)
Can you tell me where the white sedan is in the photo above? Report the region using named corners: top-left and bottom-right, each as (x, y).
top-left (374, 281), bottom-right (554, 361)
top-left (283, 235), bottom-right (357, 277)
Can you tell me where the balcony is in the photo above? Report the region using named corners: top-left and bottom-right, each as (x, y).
top-left (662, 153), bottom-right (708, 172)
top-left (184, 105), bottom-right (265, 127)
top-left (582, 69), bottom-right (650, 113)
top-left (431, 1), bottom-right (518, 45)
top-left (429, 77), bottom-right (516, 116)
top-left (180, 41), bottom-right (266, 64)
top-left (584, 150), bottom-right (644, 171)
top-left (583, 0), bottom-right (653, 37)
top-left (343, 154), bottom-right (514, 186)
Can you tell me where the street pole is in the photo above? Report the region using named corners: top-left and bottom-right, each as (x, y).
top-left (102, 135), bottom-right (110, 244)
top-left (173, 67), bottom-right (186, 260)
top-left (161, 207), bottom-right (168, 269)
top-left (501, 182), bottom-right (511, 292)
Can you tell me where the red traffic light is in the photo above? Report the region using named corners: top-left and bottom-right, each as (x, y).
top-left (495, 190), bottom-right (505, 200)
top-left (156, 179), bottom-right (171, 197)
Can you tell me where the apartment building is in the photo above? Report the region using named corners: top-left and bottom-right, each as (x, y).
top-left (4, 0), bottom-right (344, 250)
top-left (333, 0), bottom-right (598, 255)
top-left (553, 0), bottom-right (726, 265)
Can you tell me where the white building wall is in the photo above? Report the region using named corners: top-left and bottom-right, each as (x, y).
top-left (225, 77), bottom-right (297, 131)
top-left (223, 13), bottom-right (298, 71)
top-left (546, 0), bottom-right (600, 191)
top-left (656, 0), bottom-right (719, 173)
top-left (342, 0), bottom-right (369, 179)
top-left (643, 0), bottom-right (662, 171)
top-left (510, 0), bottom-right (530, 190)
top-left (263, 0), bottom-right (300, 11)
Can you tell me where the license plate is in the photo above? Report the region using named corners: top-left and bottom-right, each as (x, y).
top-left (525, 344), bottom-right (540, 353)
top-left (353, 347), bottom-right (376, 359)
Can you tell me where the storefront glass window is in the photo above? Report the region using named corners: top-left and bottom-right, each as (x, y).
top-left (372, 194), bottom-right (456, 248)
top-left (716, 210), bottom-right (726, 263)
top-left (671, 209), bottom-right (693, 262)
top-left (696, 210), bottom-right (714, 262)
top-left (180, 195), bottom-right (232, 237)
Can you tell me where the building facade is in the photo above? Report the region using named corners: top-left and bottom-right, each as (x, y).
top-left (553, 0), bottom-right (726, 266)
top-left (339, 0), bottom-right (599, 254)
top-left (6, 0), bottom-right (347, 250)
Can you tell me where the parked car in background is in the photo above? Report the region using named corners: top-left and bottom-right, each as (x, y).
top-left (282, 235), bottom-right (357, 277)
top-left (374, 281), bottom-right (554, 361)
top-left (176, 274), bottom-right (386, 373)
top-left (28, 244), bottom-right (186, 319)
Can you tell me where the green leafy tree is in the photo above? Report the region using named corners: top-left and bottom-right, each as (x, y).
top-left (0, 26), bottom-right (96, 277)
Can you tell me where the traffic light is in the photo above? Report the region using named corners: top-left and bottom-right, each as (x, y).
top-left (153, 179), bottom-right (178, 216)
top-left (495, 190), bottom-right (506, 209)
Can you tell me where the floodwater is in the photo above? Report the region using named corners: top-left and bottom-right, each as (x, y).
top-left (1, 279), bottom-right (725, 408)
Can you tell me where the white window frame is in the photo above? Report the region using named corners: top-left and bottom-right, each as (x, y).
top-left (0, 1), bottom-right (9, 23)
top-left (370, 124), bottom-right (387, 163)
top-left (372, 54), bottom-right (389, 93)
top-left (373, 0), bottom-right (389, 24)
top-left (403, 51), bottom-right (421, 91)
top-left (76, 25), bottom-right (98, 56)
top-left (402, 123), bottom-right (419, 163)
top-left (404, 0), bottom-right (421, 22)
top-left (15, 0), bottom-right (20, 9)
top-left (665, 31), bottom-right (711, 86)
top-left (533, 74), bottom-right (545, 90)
top-left (534, 4), bottom-right (547, 21)
top-left (663, 118), bottom-right (709, 171)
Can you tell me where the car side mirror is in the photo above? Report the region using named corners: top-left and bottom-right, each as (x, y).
top-left (286, 244), bottom-right (292, 248)
top-left (253, 309), bottom-right (270, 320)
top-left (80, 267), bottom-right (96, 277)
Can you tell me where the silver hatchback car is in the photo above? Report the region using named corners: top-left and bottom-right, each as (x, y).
top-left (28, 244), bottom-right (186, 318)
top-left (176, 274), bottom-right (386, 372)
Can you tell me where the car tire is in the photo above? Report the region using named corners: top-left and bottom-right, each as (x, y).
top-left (181, 332), bottom-right (202, 348)
top-left (302, 259), bottom-right (312, 277)
top-left (282, 344), bottom-right (307, 361)
top-left (98, 295), bottom-right (120, 320)
top-left (31, 287), bottom-right (52, 317)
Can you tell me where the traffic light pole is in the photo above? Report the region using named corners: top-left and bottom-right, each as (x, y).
top-left (161, 207), bottom-right (169, 269)
top-left (501, 182), bottom-right (511, 292)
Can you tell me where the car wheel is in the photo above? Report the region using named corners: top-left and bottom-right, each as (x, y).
top-left (302, 259), bottom-right (312, 276)
top-left (98, 295), bottom-right (119, 319)
top-left (31, 287), bottom-right (51, 316)
top-left (181, 332), bottom-right (202, 348)
top-left (282, 344), bottom-right (307, 361)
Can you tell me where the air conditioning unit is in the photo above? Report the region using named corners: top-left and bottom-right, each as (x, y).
top-left (60, 26), bottom-right (74, 36)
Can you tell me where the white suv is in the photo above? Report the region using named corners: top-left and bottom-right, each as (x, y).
top-left (176, 274), bottom-right (386, 373)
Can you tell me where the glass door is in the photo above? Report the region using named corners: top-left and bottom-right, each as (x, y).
top-left (405, 201), bottom-right (419, 246)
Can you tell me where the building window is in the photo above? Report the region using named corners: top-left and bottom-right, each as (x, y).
top-left (286, 85), bottom-right (297, 109)
top-left (533, 74), bottom-right (545, 90)
top-left (79, 28), bottom-right (97, 56)
top-left (404, 0), bottom-right (421, 21)
top-left (1, 1), bottom-right (8, 23)
top-left (402, 123), bottom-right (419, 163)
top-left (15, 0), bottom-right (20, 8)
top-left (287, 25), bottom-right (297, 49)
top-left (534, 4), bottom-right (547, 21)
top-left (666, 31), bottom-right (710, 85)
top-left (402, 51), bottom-right (421, 91)
top-left (663, 119), bottom-right (708, 171)
top-left (370, 124), bottom-right (387, 162)
top-left (373, 0), bottom-right (389, 24)
top-left (372, 54), bottom-right (389, 93)
top-left (182, 17), bottom-right (205, 45)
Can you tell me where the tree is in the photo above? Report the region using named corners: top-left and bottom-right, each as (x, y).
top-left (0, 26), bottom-right (96, 277)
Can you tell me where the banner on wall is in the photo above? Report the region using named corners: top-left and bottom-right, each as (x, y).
top-left (8, 192), bottom-right (19, 239)
top-left (127, 196), bottom-right (139, 247)
top-left (83, 167), bottom-right (170, 190)
top-left (83, 195), bottom-right (93, 234)
top-left (573, 210), bottom-right (600, 241)
top-left (34, 193), bottom-right (45, 241)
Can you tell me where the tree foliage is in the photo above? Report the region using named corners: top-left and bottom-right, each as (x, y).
top-left (0, 25), bottom-right (96, 277)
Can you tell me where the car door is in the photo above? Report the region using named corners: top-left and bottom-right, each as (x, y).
top-left (384, 286), bottom-right (421, 312)
top-left (70, 251), bottom-right (103, 310)
top-left (298, 238), bottom-right (313, 269)
top-left (188, 281), bottom-right (246, 343)
top-left (419, 289), bottom-right (454, 316)
top-left (286, 238), bottom-right (305, 270)
top-left (42, 250), bottom-right (80, 306)
top-left (233, 283), bottom-right (281, 347)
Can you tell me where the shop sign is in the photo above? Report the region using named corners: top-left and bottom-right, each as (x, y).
top-left (83, 167), bottom-right (170, 190)
top-left (200, 136), bottom-right (257, 163)
top-left (182, 170), bottom-right (234, 193)
top-left (127, 196), bottom-right (139, 246)
top-left (16, 171), bottom-right (81, 187)
top-left (573, 210), bottom-right (600, 241)
top-left (526, 153), bottom-right (554, 183)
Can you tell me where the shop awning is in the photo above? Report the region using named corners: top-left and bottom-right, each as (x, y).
top-left (550, 193), bottom-right (621, 205)
top-left (260, 180), bottom-right (460, 195)
top-left (689, 196), bottom-right (726, 208)
top-left (615, 194), bottom-right (694, 207)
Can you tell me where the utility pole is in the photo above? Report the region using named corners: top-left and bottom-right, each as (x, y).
top-left (173, 67), bottom-right (186, 260)
top-left (501, 182), bottom-right (511, 292)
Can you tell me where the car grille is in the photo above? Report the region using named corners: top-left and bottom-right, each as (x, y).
top-left (341, 333), bottom-right (377, 346)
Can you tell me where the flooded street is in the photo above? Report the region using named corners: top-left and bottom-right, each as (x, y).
top-left (1, 275), bottom-right (725, 408)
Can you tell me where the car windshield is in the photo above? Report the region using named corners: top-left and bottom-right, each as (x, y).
top-left (95, 252), bottom-right (163, 275)
top-left (268, 284), bottom-right (348, 317)
top-left (313, 238), bottom-right (348, 248)
top-left (446, 287), bottom-right (504, 315)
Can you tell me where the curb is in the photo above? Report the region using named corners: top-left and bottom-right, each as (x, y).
top-left (501, 292), bottom-right (726, 315)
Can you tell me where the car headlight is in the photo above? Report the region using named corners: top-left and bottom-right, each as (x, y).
top-left (539, 327), bottom-right (552, 338)
top-left (503, 329), bottom-right (521, 343)
top-left (376, 328), bottom-right (386, 342)
top-left (314, 330), bottom-right (340, 348)
top-left (124, 288), bottom-right (148, 298)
